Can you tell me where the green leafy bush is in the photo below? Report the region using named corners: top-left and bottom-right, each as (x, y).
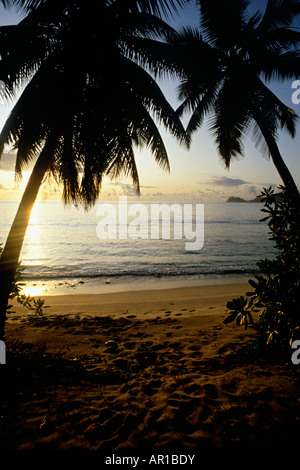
top-left (0, 243), bottom-right (49, 316)
top-left (224, 186), bottom-right (300, 349)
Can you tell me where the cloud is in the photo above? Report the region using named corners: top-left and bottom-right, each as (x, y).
top-left (210, 176), bottom-right (249, 187)
top-left (110, 182), bottom-right (139, 196)
top-left (111, 182), bottom-right (158, 189)
top-left (140, 185), bottom-right (158, 189)
top-left (246, 185), bottom-right (259, 196)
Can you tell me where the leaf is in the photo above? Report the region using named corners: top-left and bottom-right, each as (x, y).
top-left (248, 312), bottom-right (254, 324)
top-left (248, 279), bottom-right (258, 288)
top-left (226, 300), bottom-right (236, 310)
top-left (223, 313), bottom-right (238, 324)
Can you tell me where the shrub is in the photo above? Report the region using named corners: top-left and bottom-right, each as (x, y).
top-left (0, 243), bottom-right (48, 316)
top-left (224, 186), bottom-right (300, 349)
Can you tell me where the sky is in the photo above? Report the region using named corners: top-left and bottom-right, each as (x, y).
top-left (0, 0), bottom-right (299, 203)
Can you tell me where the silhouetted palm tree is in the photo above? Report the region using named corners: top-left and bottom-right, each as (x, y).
top-left (0, 0), bottom-right (188, 338)
top-left (171, 0), bottom-right (300, 195)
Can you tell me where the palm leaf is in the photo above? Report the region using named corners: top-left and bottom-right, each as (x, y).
top-left (0, 0), bottom-right (43, 12)
top-left (258, 0), bottom-right (300, 31)
top-left (121, 56), bottom-right (188, 146)
top-left (260, 49), bottom-right (300, 81)
top-left (209, 76), bottom-right (252, 167)
top-left (122, 36), bottom-right (183, 80)
top-left (185, 86), bottom-right (219, 137)
top-left (256, 77), bottom-right (298, 137)
top-left (198, 0), bottom-right (250, 48)
top-left (108, 0), bottom-right (186, 20)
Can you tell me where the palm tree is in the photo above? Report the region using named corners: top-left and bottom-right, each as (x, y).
top-left (0, 0), bottom-right (189, 339)
top-left (170, 0), bottom-right (300, 196)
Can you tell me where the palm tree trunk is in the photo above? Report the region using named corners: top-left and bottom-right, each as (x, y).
top-left (0, 144), bottom-right (53, 340)
top-left (256, 120), bottom-right (299, 198)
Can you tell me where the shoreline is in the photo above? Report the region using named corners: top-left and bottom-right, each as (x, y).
top-left (11, 281), bottom-right (250, 318)
top-left (21, 272), bottom-right (254, 297)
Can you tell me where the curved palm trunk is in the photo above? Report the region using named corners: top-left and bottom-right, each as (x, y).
top-left (255, 118), bottom-right (299, 199)
top-left (0, 144), bottom-right (53, 340)
top-left (263, 134), bottom-right (299, 197)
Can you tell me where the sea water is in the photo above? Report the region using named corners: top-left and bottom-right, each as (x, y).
top-left (0, 200), bottom-right (276, 294)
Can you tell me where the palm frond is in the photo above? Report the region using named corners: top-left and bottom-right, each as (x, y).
top-left (258, 0), bottom-right (300, 32)
top-left (258, 27), bottom-right (300, 51)
top-left (209, 76), bottom-right (252, 168)
top-left (172, 28), bottom-right (221, 102)
top-left (198, 0), bottom-right (250, 47)
top-left (260, 49), bottom-right (300, 81)
top-left (254, 77), bottom-right (298, 137)
top-left (108, 0), bottom-right (186, 20)
top-left (121, 56), bottom-right (189, 147)
top-left (134, 103), bottom-right (170, 172)
top-left (56, 132), bottom-right (81, 205)
top-left (117, 11), bottom-right (176, 40)
top-left (0, 21), bottom-right (54, 97)
top-left (0, 0), bottom-right (43, 13)
top-left (251, 120), bottom-right (273, 160)
top-left (121, 36), bottom-right (183, 80)
top-left (249, 85), bottom-right (283, 159)
top-left (185, 86), bottom-right (218, 137)
top-left (105, 136), bottom-right (141, 194)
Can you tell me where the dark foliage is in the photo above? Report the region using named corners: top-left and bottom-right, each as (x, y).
top-left (224, 187), bottom-right (300, 350)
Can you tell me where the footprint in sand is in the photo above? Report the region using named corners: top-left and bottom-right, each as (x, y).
top-left (183, 383), bottom-right (201, 394)
top-left (203, 383), bottom-right (219, 402)
top-left (222, 380), bottom-right (239, 394)
top-left (141, 379), bottom-right (162, 396)
top-left (123, 341), bottom-right (136, 350)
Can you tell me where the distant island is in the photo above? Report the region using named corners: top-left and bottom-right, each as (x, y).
top-left (226, 192), bottom-right (284, 203)
top-left (226, 196), bottom-right (263, 203)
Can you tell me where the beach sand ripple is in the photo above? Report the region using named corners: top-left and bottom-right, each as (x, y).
top-left (1, 284), bottom-right (300, 451)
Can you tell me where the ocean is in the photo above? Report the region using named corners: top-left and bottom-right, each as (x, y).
top-left (0, 200), bottom-right (276, 295)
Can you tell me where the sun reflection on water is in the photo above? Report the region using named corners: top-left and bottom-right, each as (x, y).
top-left (23, 203), bottom-right (46, 267)
top-left (22, 284), bottom-right (45, 298)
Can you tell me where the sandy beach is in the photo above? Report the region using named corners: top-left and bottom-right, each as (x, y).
top-left (1, 281), bottom-right (300, 454)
